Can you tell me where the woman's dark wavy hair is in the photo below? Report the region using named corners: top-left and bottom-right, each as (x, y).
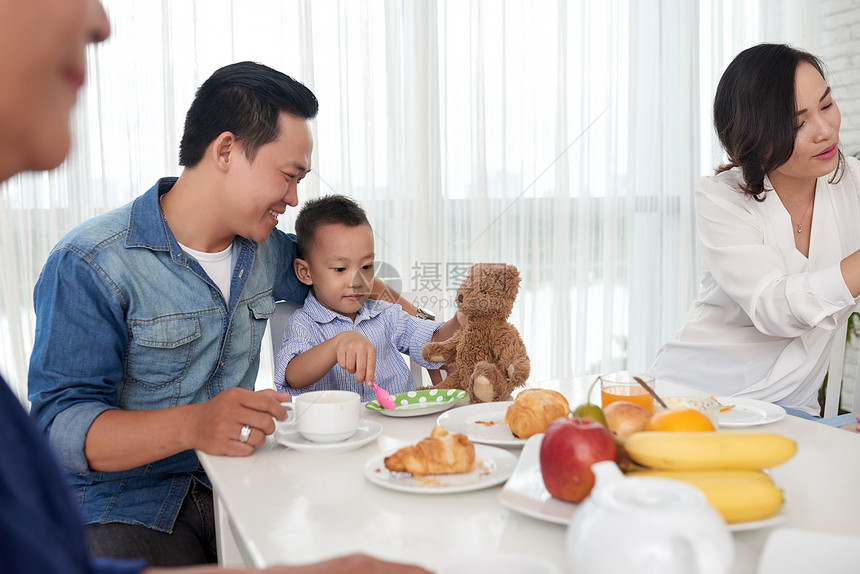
top-left (179, 61), bottom-right (318, 167)
top-left (714, 43), bottom-right (844, 201)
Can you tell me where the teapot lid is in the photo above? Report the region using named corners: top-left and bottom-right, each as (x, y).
top-left (594, 476), bottom-right (706, 512)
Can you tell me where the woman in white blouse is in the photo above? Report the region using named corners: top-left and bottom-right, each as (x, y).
top-left (651, 43), bottom-right (860, 421)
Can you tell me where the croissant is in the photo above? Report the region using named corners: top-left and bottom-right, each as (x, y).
top-left (505, 389), bottom-right (570, 438)
top-left (384, 426), bottom-right (476, 475)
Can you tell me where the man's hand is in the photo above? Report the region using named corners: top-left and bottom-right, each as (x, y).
top-left (426, 310), bottom-right (466, 385)
top-left (427, 364), bottom-right (458, 385)
top-left (334, 331), bottom-right (378, 385)
top-left (266, 554), bottom-right (433, 574)
top-left (85, 388), bottom-right (292, 471)
top-left (191, 388), bottom-right (292, 456)
top-left (144, 553), bottom-right (433, 574)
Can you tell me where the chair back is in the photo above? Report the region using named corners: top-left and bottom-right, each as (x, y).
top-left (270, 301), bottom-right (302, 360)
top-left (825, 305), bottom-right (860, 417)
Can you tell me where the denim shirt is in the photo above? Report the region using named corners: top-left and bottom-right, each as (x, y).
top-left (28, 177), bottom-right (308, 532)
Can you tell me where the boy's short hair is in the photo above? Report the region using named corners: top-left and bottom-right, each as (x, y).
top-left (295, 195), bottom-right (371, 259)
top-left (179, 61), bottom-right (319, 167)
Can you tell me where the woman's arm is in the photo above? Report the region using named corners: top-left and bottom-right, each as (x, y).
top-left (840, 250), bottom-right (860, 297)
top-left (695, 174), bottom-right (856, 338)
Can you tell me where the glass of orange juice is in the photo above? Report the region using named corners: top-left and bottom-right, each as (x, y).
top-left (599, 371), bottom-right (656, 414)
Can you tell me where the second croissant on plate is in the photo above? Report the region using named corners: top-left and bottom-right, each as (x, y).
top-left (505, 389), bottom-right (570, 439)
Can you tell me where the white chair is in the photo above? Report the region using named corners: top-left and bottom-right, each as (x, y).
top-left (269, 300), bottom-right (426, 386)
top-left (824, 304), bottom-right (860, 417)
top-left (269, 300), bottom-right (302, 360)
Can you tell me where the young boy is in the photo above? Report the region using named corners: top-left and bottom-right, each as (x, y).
top-left (274, 195), bottom-right (459, 400)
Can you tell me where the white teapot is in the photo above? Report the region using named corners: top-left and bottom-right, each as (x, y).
top-left (566, 461), bottom-right (734, 574)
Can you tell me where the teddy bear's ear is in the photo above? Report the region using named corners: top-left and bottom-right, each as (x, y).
top-left (504, 264), bottom-right (521, 291)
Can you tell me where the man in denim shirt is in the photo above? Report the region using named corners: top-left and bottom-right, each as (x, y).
top-left (2, 2), bottom-right (428, 570)
top-left (27, 61), bottom-right (385, 566)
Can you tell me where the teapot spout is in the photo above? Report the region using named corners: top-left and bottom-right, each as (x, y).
top-left (590, 460), bottom-right (624, 487)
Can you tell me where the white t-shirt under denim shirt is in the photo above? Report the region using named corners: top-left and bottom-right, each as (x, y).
top-left (178, 240), bottom-right (233, 306)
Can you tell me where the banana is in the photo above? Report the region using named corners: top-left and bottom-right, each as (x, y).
top-left (627, 469), bottom-right (783, 523)
top-left (690, 478), bottom-right (783, 523)
top-left (624, 431), bottom-right (796, 470)
top-left (626, 469), bottom-right (774, 485)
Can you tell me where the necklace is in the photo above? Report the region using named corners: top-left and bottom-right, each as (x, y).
top-left (158, 194), bottom-right (168, 225)
top-left (789, 196), bottom-right (814, 234)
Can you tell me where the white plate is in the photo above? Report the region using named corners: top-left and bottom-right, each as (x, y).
top-left (498, 434), bottom-right (787, 532)
top-left (364, 444), bottom-right (518, 494)
top-left (726, 510), bottom-right (787, 532)
top-left (498, 434), bottom-right (578, 524)
top-left (365, 389), bottom-right (468, 417)
top-left (435, 402), bottom-right (526, 447)
top-left (716, 397), bottom-right (786, 427)
top-left (275, 420), bottom-right (382, 454)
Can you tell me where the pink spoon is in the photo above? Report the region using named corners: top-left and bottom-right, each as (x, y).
top-left (370, 383), bottom-right (396, 410)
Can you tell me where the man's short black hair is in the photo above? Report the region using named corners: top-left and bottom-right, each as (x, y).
top-left (179, 61), bottom-right (318, 167)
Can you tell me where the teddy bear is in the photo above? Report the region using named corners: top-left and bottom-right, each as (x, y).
top-left (422, 263), bottom-right (530, 403)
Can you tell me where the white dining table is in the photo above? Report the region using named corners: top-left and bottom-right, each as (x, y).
top-left (197, 378), bottom-right (860, 573)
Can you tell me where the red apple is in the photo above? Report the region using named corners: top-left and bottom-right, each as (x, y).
top-left (539, 417), bottom-right (617, 502)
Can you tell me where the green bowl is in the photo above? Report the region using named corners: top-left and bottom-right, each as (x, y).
top-left (366, 388), bottom-right (468, 414)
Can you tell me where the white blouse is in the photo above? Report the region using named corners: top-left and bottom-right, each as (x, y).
top-left (651, 156), bottom-right (860, 415)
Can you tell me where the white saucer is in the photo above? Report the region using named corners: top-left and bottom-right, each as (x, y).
top-left (276, 420), bottom-right (383, 454)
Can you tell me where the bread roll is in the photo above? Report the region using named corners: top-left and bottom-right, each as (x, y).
top-left (505, 389), bottom-right (570, 438)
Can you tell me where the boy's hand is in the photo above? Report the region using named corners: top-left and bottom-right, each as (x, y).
top-left (334, 331), bottom-right (377, 384)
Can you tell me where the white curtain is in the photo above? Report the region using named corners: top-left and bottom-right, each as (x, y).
top-left (0, 0), bottom-right (824, 403)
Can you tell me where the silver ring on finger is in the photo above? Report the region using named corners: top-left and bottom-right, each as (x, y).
top-left (239, 424), bottom-right (252, 444)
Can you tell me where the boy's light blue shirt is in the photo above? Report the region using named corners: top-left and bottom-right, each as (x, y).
top-left (274, 291), bottom-right (442, 400)
top-left (27, 177), bottom-right (308, 533)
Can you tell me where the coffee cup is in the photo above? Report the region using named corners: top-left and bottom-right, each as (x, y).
top-left (280, 390), bottom-right (361, 443)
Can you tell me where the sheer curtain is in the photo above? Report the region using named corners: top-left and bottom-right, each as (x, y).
top-left (0, 0), bottom-right (817, 403)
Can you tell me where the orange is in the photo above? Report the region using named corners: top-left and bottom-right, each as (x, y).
top-left (645, 408), bottom-right (716, 432)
